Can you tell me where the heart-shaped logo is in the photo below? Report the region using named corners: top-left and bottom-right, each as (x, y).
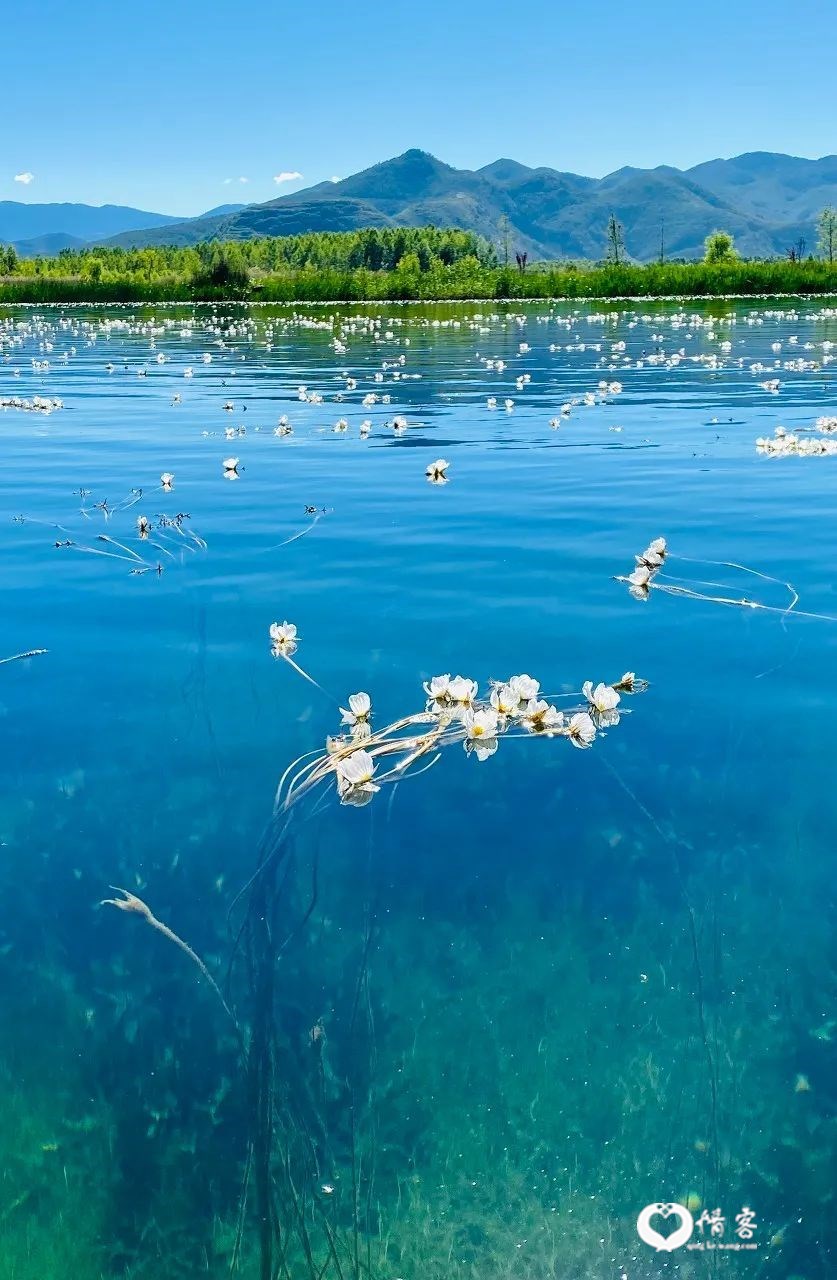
top-left (636, 1202), bottom-right (694, 1252)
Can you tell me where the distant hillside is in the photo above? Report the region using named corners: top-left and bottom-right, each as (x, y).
top-left (9, 151), bottom-right (837, 262)
top-left (686, 152), bottom-right (837, 223)
top-left (11, 232), bottom-right (90, 256)
top-left (0, 201), bottom-right (187, 252)
top-left (1, 201), bottom-right (251, 256)
top-left (197, 203), bottom-right (248, 219)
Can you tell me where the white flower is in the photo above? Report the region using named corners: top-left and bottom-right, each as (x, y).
top-left (463, 708), bottom-right (499, 761)
top-left (521, 699), bottom-right (565, 734)
top-left (490, 684), bottom-right (521, 717)
top-left (423, 674), bottom-right (451, 702)
top-left (270, 621), bottom-right (297, 644)
top-left (447, 675), bottom-right (478, 705)
top-left (566, 712), bottom-right (597, 748)
top-left (617, 671), bottom-right (637, 692)
top-left (336, 749), bottom-right (380, 804)
top-left (582, 681), bottom-right (620, 714)
top-left (426, 458), bottom-right (449, 482)
top-left (508, 674), bottom-right (540, 704)
top-left (464, 707), bottom-right (499, 740)
top-left (340, 691), bottom-right (372, 727)
top-left (627, 565), bottom-right (651, 588)
top-left (269, 621), bottom-right (298, 655)
top-left (160, 472), bottom-right (174, 490)
top-left (638, 536), bottom-right (667, 569)
top-left (223, 456), bottom-right (239, 471)
top-left (333, 418), bottom-right (348, 432)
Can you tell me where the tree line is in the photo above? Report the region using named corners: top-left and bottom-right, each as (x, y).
top-left (1, 217), bottom-right (836, 303)
top-left (0, 226), bottom-right (496, 287)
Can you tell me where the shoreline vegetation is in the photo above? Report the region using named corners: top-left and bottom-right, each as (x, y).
top-left (1, 226), bottom-right (837, 303)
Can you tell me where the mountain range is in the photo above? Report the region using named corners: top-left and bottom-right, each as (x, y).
top-left (0, 201), bottom-right (246, 257)
top-left (4, 151), bottom-right (836, 261)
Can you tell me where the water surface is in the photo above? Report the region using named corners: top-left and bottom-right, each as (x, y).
top-left (1, 299), bottom-right (836, 1279)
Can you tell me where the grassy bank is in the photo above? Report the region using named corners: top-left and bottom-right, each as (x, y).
top-left (1, 232), bottom-right (837, 303)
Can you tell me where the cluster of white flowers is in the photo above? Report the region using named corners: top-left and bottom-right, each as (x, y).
top-left (620, 537), bottom-right (667, 600)
top-left (756, 424), bottom-right (837, 457)
top-left (311, 670), bottom-right (643, 808)
top-left (0, 394), bottom-right (63, 413)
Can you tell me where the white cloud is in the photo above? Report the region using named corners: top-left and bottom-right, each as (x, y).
top-left (238, 176), bottom-right (249, 184)
top-left (330, 175), bottom-right (342, 183)
top-left (223, 176), bottom-right (249, 185)
top-left (273, 170), bottom-right (303, 184)
top-left (14, 172), bottom-right (34, 185)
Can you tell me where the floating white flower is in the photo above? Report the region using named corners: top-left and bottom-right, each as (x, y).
top-left (336, 749), bottom-right (380, 804)
top-left (464, 707), bottom-right (498, 739)
top-left (270, 620), bottom-right (298, 657)
top-left (137, 515), bottom-right (150, 539)
top-left (490, 684), bottom-right (521, 717)
top-left (423, 674), bottom-right (451, 703)
top-left (582, 681), bottom-right (620, 713)
top-left (637, 537), bottom-right (667, 569)
top-left (160, 472), bottom-right (174, 490)
top-left (223, 456), bottom-right (240, 474)
top-left (340, 691), bottom-right (372, 727)
top-left (583, 680), bottom-right (621, 727)
top-left (566, 712), bottom-right (597, 749)
top-left (426, 458), bottom-right (449, 483)
top-left (447, 675), bottom-right (478, 705)
top-left (463, 707), bottom-right (500, 761)
top-left (520, 699), bottom-right (564, 734)
top-left (627, 564), bottom-right (651, 588)
top-left (508, 673), bottom-right (540, 704)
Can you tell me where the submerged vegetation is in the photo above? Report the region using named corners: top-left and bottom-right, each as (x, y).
top-left (2, 225), bottom-right (837, 301)
top-left (3, 299), bottom-right (837, 1278)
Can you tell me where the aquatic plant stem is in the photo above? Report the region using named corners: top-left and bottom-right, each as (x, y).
top-left (0, 648), bottom-right (48, 666)
top-left (100, 887), bottom-right (238, 1031)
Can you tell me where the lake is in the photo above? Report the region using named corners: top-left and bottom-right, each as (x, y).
top-left (1, 298), bottom-right (836, 1279)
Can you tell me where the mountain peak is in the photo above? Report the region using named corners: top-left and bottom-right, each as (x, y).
top-left (477, 159), bottom-right (533, 183)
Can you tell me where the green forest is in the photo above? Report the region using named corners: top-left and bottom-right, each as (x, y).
top-left (2, 224), bottom-right (837, 301)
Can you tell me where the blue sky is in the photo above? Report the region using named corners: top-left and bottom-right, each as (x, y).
top-left (5, 0), bottom-right (834, 214)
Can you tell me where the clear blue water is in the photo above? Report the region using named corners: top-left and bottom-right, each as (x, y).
top-left (1, 299), bottom-right (836, 1278)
